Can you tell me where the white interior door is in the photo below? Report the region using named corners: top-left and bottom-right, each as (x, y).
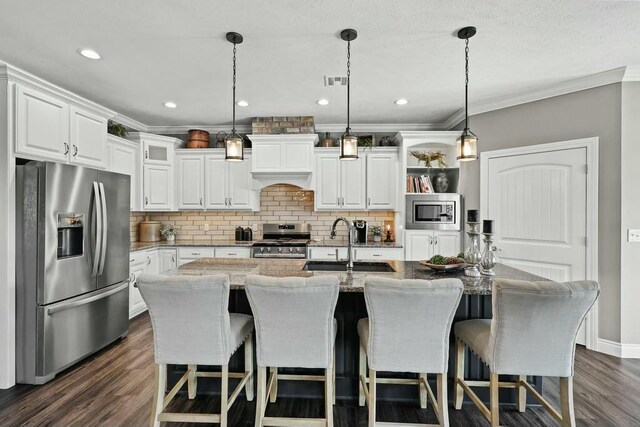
top-left (485, 147), bottom-right (588, 344)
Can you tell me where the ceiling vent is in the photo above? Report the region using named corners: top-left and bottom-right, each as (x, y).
top-left (324, 76), bottom-right (347, 86)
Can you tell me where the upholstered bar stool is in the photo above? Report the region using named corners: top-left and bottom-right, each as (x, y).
top-left (137, 274), bottom-right (255, 427)
top-left (454, 279), bottom-right (599, 427)
top-left (358, 277), bottom-right (464, 427)
top-left (245, 275), bottom-right (339, 427)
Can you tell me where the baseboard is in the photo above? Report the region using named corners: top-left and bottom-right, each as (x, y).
top-left (597, 339), bottom-right (640, 358)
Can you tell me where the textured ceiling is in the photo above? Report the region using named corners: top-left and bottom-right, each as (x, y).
top-left (0, 0), bottom-right (639, 127)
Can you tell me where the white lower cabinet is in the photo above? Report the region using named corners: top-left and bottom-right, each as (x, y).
top-left (158, 248), bottom-right (178, 271)
top-left (308, 247), bottom-right (348, 261)
top-left (404, 230), bottom-right (462, 261)
top-left (178, 247), bottom-right (215, 266)
top-left (128, 250), bottom-right (158, 319)
top-left (215, 247), bottom-right (251, 259)
top-left (353, 247), bottom-right (403, 261)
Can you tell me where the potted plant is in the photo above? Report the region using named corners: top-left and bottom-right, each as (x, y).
top-left (107, 120), bottom-right (128, 138)
top-left (160, 225), bottom-right (178, 243)
top-left (370, 225), bottom-right (382, 243)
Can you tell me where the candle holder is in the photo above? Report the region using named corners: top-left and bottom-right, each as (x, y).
top-left (464, 222), bottom-right (482, 277)
top-left (480, 232), bottom-right (497, 276)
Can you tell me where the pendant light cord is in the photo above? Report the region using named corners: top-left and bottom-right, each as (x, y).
top-left (464, 38), bottom-right (469, 130)
top-left (232, 42), bottom-right (237, 134)
top-left (346, 39), bottom-right (351, 133)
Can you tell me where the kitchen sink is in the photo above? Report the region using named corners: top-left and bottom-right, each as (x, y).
top-left (302, 261), bottom-right (396, 273)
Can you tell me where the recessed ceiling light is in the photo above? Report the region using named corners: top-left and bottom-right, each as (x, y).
top-left (79, 49), bottom-right (101, 60)
top-left (164, 102), bottom-right (177, 109)
top-left (316, 99), bottom-right (329, 106)
top-left (394, 99), bottom-right (408, 105)
top-left (236, 100), bottom-right (249, 107)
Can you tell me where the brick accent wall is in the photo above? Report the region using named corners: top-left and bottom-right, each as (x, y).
top-left (251, 116), bottom-right (315, 134)
top-left (130, 184), bottom-right (394, 243)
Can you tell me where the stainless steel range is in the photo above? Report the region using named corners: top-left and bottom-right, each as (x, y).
top-left (252, 223), bottom-right (311, 259)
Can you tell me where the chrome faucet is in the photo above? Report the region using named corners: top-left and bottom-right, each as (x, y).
top-left (330, 217), bottom-right (354, 271)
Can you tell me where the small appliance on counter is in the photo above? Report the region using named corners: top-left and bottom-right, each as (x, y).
top-left (405, 193), bottom-right (463, 231)
top-left (235, 226), bottom-right (244, 241)
top-left (139, 215), bottom-right (162, 242)
top-left (353, 220), bottom-right (368, 244)
top-left (243, 227), bottom-right (253, 241)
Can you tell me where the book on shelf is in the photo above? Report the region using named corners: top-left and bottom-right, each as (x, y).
top-left (406, 174), bottom-right (434, 193)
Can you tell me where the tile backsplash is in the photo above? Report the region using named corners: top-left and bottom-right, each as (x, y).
top-left (130, 184), bottom-right (395, 243)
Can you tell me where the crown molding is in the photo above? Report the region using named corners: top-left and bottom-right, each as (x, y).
top-left (314, 123), bottom-right (444, 133)
top-left (443, 66), bottom-right (640, 129)
top-left (145, 124), bottom-right (252, 134)
top-left (112, 113), bottom-right (149, 132)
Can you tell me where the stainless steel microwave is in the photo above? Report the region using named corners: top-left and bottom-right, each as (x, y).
top-left (405, 194), bottom-right (463, 231)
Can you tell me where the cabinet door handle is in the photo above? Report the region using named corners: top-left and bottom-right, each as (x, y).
top-left (434, 237), bottom-right (438, 245)
top-left (145, 150), bottom-right (149, 159)
top-left (336, 197), bottom-right (340, 206)
top-left (335, 249), bottom-right (339, 261)
top-left (429, 236), bottom-right (433, 245)
top-left (63, 143), bottom-right (69, 155)
top-left (72, 145), bottom-right (78, 157)
top-left (367, 197), bottom-right (371, 206)
top-left (199, 197), bottom-right (203, 206)
top-left (171, 255), bottom-right (176, 263)
top-left (229, 198), bottom-right (232, 206)
top-left (145, 196), bottom-right (149, 205)
top-left (146, 256), bottom-right (151, 265)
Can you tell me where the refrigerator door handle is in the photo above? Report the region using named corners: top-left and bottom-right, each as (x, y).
top-left (46, 282), bottom-right (129, 315)
top-left (98, 182), bottom-right (108, 276)
top-left (91, 182), bottom-right (103, 277)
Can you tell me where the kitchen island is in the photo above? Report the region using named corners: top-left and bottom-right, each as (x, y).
top-left (163, 259), bottom-right (547, 405)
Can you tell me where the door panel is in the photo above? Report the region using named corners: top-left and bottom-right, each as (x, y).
top-left (42, 163), bottom-right (97, 305)
top-left (228, 158), bottom-right (253, 209)
top-left (341, 157), bottom-right (366, 210)
top-left (69, 106), bottom-right (107, 169)
top-left (367, 152), bottom-right (397, 210)
top-left (204, 156), bottom-right (229, 209)
top-left (177, 155), bottom-right (204, 209)
top-left (143, 165), bottom-right (172, 210)
top-left (107, 140), bottom-right (139, 211)
top-left (16, 86), bottom-right (69, 162)
top-left (433, 231), bottom-right (461, 257)
top-left (405, 231), bottom-right (432, 261)
top-left (315, 155), bottom-right (341, 210)
top-left (97, 171), bottom-right (130, 289)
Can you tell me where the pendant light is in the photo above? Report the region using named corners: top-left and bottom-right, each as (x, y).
top-left (340, 29), bottom-right (358, 160)
top-left (456, 26), bottom-right (478, 162)
top-left (225, 32), bottom-right (244, 161)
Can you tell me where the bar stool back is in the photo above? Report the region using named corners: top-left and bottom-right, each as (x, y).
top-left (138, 274), bottom-right (255, 427)
top-left (358, 277), bottom-right (464, 427)
top-left (454, 279), bottom-right (599, 427)
top-left (245, 275), bottom-right (339, 427)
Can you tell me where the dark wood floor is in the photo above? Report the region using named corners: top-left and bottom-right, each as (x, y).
top-left (1, 314), bottom-right (639, 426)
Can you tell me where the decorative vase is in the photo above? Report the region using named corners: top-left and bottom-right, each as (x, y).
top-left (166, 235), bottom-right (175, 243)
top-left (373, 235), bottom-right (381, 242)
top-left (435, 172), bottom-right (449, 193)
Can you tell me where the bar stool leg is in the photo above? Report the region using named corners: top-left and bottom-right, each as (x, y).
top-left (326, 367), bottom-right (334, 427)
top-left (333, 350), bottom-right (337, 405)
top-left (454, 339), bottom-right (465, 410)
top-left (516, 375), bottom-right (527, 412)
top-left (489, 372), bottom-right (500, 427)
top-left (419, 373), bottom-right (428, 409)
top-left (220, 364), bottom-right (229, 427)
top-left (269, 367), bottom-right (278, 403)
top-left (560, 377), bottom-right (576, 427)
top-left (187, 364), bottom-right (197, 399)
top-left (255, 366), bottom-right (266, 427)
top-left (437, 373), bottom-right (449, 427)
top-left (150, 364), bottom-right (166, 427)
top-left (245, 333), bottom-right (255, 401)
top-left (368, 369), bottom-right (377, 427)
top-left (359, 342), bottom-right (366, 407)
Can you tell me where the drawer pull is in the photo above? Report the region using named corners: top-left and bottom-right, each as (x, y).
top-left (191, 252), bottom-right (200, 256)
top-left (373, 254), bottom-right (381, 257)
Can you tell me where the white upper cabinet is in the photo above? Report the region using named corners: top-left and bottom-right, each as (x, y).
top-left (143, 164), bottom-right (173, 210)
top-left (314, 148), bottom-right (398, 211)
top-left (106, 135), bottom-right (140, 211)
top-left (228, 159), bottom-right (253, 209)
top-left (14, 83), bottom-right (111, 167)
top-left (69, 106), bottom-right (107, 168)
top-left (340, 157), bottom-right (366, 210)
top-left (366, 151), bottom-right (398, 210)
top-left (249, 134), bottom-right (318, 172)
top-left (176, 154), bottom-right (205, 209)
top-left (204, 155), bottom-right (229, 209)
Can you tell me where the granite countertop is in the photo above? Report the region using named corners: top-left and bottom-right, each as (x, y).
top-left (130, 241), bottom-right (255, 252)
top-left (167, 259), bottom-right (546, 295)
top-left (309, 239), bottom-right (403, 249)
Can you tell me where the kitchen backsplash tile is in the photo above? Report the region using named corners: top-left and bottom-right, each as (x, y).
top-left (130, 184), bottom-right (394, 243)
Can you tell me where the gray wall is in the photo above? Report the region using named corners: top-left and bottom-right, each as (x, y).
top-left (620, 82), bottom-right (640, 345)
top-left (456, 83), bottom-right (622, 342)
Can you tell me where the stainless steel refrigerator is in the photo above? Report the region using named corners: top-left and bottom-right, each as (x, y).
top-left (16, 161), bottom-right (130, 384)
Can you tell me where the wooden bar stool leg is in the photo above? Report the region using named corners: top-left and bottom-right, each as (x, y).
top-left (560, 377), bottom-right (576, 427)
top-left (150, 364), bottom-right (166, 427)
top-left (359, 341), bottom-right (367, 407)
top-left (419, 373), bottom-right (428, 409)
top-left (245, 333), bottom-right (255, 402)
top-left (269, 367), bottom-right (278, 403)
top-left (454, 339), bottom-right (465, 410)
top-left (326, 367), bottom-right (334, 427)
top-left (254, 366), bottom-right (266, 427)
top-left (220, 364), bottom-right (229, 427)
top-left (437, 373), bottom-right (449, 427)
top-left (516, 375), bottom-right (527, 412)
top-left (489, 372), bottom-right (500, 427)
top-left (368, 369), bottom-right (377, 427)
top-left (187, 364), bottom-right (197, 399)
